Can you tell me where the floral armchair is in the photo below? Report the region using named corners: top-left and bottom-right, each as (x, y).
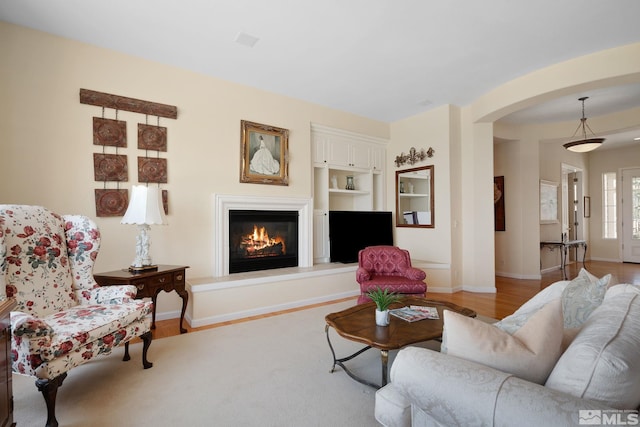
top-left (356, 245), bottom-right (427, 304)
top-left (0, 205), bottom-right (153, 427)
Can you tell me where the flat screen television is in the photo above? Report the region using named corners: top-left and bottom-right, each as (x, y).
top-left (329, 210), bottom-right (393, 263)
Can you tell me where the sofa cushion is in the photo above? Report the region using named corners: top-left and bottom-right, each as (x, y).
top-left (442, 298), bottom-right (563, 384)
top-left (545, 284), bottom-right (640, 409)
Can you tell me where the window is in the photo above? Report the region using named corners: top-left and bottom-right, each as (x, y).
top-left (603, 172), bottom-right (617, 239)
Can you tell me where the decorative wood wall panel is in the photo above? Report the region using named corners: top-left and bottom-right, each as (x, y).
top-left (80, 89), bottom-right (178, 119)
top-left (93, 153), bottom-right (128, 181)
top-left (93, 117), bottom-right (127, 147)
top-left (81, 88), bottom-right (177, 216)
top-left (94, 189), bottom-right (129, 216)
top-left (138, 157), bottom-right (168, 183)
top-left (138, 124), bottom-right (167, 151)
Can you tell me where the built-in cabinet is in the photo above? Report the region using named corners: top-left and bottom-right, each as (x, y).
top-left (311, 123), bottom-right (388, 263)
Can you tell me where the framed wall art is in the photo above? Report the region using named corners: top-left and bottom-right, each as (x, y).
top-left (240, 120), bottom-right (289, 186)
top-left (494, 176), bottom-right (505, 231)
top-left (540, 180), bottom-right (559, 224)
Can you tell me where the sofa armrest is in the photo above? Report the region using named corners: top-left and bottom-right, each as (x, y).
top-left (388, 347), bottom-right (512, 426)
top-left (403, 267), bottom-right (426, 281)
top-left (11, 311), bottom-right (54, 338)
top-left (384, 347), bottom-right (613, 427)
top-left (356, 267), bottom-right (371, 283)
top-left (78, 285), bottom-right (138, 304)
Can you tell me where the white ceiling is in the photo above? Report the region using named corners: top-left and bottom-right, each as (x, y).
top-left (2, 0), bottom-right (640, 148)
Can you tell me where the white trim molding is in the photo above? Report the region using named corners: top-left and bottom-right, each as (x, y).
top-left (213, 194), bottom-right (313, 277)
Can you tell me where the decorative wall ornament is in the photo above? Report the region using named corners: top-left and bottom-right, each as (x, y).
top-left (81, 88), bottom-right (177, 217)
top-left (93, 117), bottom-right (127, 147)
top-left (80, 89), bottom-right (178, 119)
top-left (93, 153), bottom-right (128, 181)
top-left (138, 123), bottom-right (167, 151)
top-left (240, 120), bottom-right (289, 186)
top-left (540, 180), bottom-right (559, 224)
top-left (138, 157), bottom-right (168, 183)
top-left (394, 146), bottom-right (434, 167)
top-left (94, 189), bottom-right (129, 217)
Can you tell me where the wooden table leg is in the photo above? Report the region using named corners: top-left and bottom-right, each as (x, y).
top-left (381, 349), bottom-right (389, 386)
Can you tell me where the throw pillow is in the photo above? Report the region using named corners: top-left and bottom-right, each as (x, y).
top-left (561, 268), bottom-right (610, 328)
top-left (442, 298), bottom-right (563, 384)
top-left (546, 287), bottom-right (640, 409)
top-left (493, 279), bottom-right (569, 334)
top-left (494, 268), bottom-right (610, 335)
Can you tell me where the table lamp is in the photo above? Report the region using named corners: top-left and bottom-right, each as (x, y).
top-left (121, 185), bottom-right (166, 272)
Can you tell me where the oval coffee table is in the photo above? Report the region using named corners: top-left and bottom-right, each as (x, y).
top-left (325, 297), bottom-right (476, 389)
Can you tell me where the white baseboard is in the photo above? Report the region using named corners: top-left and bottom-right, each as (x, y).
top-left (589, 257), bottom-right (622, 263)
top-left (186, 290), bottom-right (360, 328)
top-left (496, 270), bottom-right (542, 280)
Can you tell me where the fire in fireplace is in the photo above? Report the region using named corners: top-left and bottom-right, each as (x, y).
top-left (228, 210), bottom-right (299, 273)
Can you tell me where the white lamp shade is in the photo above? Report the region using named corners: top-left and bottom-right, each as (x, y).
top-left (121, 185), bottom-right (167, 225)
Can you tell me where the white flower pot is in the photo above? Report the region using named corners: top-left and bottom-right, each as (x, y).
top-left (376, 309), bottom-right (390, 326)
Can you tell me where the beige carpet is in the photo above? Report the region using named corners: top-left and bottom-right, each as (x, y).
top-left (13, 300), bottom-right (489, 427)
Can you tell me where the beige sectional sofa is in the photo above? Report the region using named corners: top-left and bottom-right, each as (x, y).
top-left (375, 271), bottom-right (640, 426)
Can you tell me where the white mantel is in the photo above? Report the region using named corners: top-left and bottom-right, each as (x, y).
top-left (213, 194), bottom-right (313, 277)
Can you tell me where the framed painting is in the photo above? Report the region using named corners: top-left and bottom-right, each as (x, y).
top-left (240, 120), bottom-right (289, 185)
top-left (540, 180), bottom-right (559, 224)
top-left (494, 176), bottom-right (505, 231)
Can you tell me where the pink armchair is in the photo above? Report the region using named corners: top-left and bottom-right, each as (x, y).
top-left (356, 245), bottom-right (427, 304)
top-left (0, 205), bottom-right (153, 427)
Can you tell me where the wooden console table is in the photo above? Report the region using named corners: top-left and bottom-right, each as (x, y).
top-left (540, 240), bottom-right (587, 280)
top-left (94, 265), bottom-right (189, 334)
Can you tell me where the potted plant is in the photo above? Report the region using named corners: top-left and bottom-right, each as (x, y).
top-left (367, 287), bottom-right (401, 326)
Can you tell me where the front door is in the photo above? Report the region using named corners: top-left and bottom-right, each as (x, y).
top-left (622, 168), bottom-right (640, 263)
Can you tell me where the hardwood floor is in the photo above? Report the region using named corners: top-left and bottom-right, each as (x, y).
top-left (151, 260), bottom-right (640, 340)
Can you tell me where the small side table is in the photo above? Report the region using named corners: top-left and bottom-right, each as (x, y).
top-left (94, 265), bottom-right (190, 334)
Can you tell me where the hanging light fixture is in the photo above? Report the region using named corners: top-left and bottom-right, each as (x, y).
top-left (563, 96), bottom-right (605, 153)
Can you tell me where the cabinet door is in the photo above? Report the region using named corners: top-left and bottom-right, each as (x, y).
top-left (312, 135), bottom-right (327, 165)
top-left (370, 145), bottom-right (385, 171)
top-left (313, 210), bottom-right (330, 262)
top-left (327, 140), bottom-right (351, 167)
top-left (350, 142), bottom-right (371, 169)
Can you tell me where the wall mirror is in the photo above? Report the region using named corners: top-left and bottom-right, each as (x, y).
top-left (396, 165), bottom-right (434, 228)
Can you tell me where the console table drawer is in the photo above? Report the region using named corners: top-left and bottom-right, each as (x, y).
top-left (173, 271), bottom-right (185, 286)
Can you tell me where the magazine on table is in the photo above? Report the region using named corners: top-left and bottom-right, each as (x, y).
top-left (389, 305), bottom-right (440, 322)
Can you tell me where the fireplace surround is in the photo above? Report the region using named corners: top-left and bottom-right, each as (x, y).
top-left (214, 194), bottom-right (313, 277)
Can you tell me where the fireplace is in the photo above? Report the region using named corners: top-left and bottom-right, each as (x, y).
top-left (214, 194), bottom-right (313, 277)
top-left (228, 210), bottom-right (298, 273)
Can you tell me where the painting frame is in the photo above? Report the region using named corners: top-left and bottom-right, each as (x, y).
top-left (240, 120), bottom-right (289, 186)
top-left (540, 180), bottom-right (559, 224)
top-left (584, 196), bottom-right (591, 218)
top-left (494, 176), bottom-right (505, 231)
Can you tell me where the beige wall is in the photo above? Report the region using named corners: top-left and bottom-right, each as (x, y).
top-left (3, 21), bottom-right (640, 321)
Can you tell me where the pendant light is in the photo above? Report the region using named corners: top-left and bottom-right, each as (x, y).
top-left (563, 96), bottom-right (605, 153)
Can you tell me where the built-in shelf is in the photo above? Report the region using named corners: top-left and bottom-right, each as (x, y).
top-left (329, 189), bottom-right (370, 195)
top-left (399, 193), bottom-right (429, 198)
